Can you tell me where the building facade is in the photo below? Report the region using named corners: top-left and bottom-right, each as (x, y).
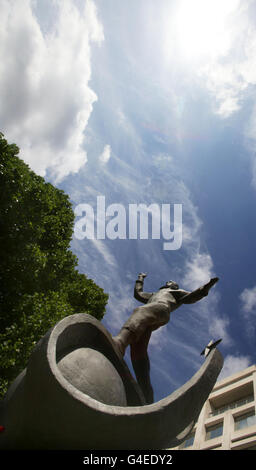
top-left (173, 364), bottom-right (256, 450)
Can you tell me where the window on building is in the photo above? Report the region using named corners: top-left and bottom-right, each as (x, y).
top-left (234, 445), bottom-right (256, 450)
top-left (210, 394), bottom-right (254, 417)
top-left (205, 422), bottom-right (223, 440)
top-left (234, 411), bottom-right (256, 431)
top-left (180, 432), bottom-right (195, 448)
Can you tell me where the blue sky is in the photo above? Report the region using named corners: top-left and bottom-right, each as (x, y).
top-left (1, 0), bottom-right (256, 402)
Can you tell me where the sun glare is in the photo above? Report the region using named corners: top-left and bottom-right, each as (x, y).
top-left (170, 0), bottom-right (240, 62)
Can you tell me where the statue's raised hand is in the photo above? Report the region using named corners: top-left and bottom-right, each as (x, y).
top-left (202, 277), bottom-right (219, 296)
top-left (208, 277), bottom-right (219, 287)
top-left (138, 272), bottom-right (147, 279)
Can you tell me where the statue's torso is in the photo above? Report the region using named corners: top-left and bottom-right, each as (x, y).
top-left (147, 288), bottom-right (183, 312)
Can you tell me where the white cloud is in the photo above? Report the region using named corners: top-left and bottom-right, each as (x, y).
top-left (90, 239), bottom-right (117, 268)
top-left (99, 144), bottom-right (111, 164)
top-left (219, 354), bottom-right (251, 380)
top-left (0, 0), bottom-right (104, 182)
top-left (192, 0), bottom-right (256, 192)
top-left (106, 290), bottom-right (136, 333)
top-left (245, 106), bottom-right (256, 189)
top-left (182, 252), bottom-right (231, 346)
top-left (197, 1), bottom-right (256, 118)
top-left (239, 285), bottom-right (256, 338)
top-left (182, 252), bottom-right (214, 291)
top-left (200, 61), bottom-right (247, 118)
top-left (209, 316), bottom-right (230, 344)
top-left (240, 285), bottom-right (256, 313)
top-left (153, 153), bottom-right (173, 167)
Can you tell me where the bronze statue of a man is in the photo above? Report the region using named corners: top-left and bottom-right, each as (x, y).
top-left (113, 273), bottom-right (218, 404)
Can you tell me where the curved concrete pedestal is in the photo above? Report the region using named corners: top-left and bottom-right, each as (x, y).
top-left (0, 314), bottom-right (223, 449)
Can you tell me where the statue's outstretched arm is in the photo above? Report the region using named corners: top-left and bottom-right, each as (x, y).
top-left (134, 273), bottom-right (152, 304)
top-left (178, 277), bottom-right (219, 305)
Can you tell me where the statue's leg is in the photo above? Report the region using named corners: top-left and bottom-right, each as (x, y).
top-left (130, 328), bottom-right (154, 404)
top-left (112, 303), bottom-right (170, 402)
top-left (112, 327), bottom-right (135, 357)
top-left (113, 303), bottom-right (170, 358)
top-left (112, 306), bottom-right (143, 356)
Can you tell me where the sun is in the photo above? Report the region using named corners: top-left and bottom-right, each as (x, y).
top-left (168, 0), bottom-right (240, 62)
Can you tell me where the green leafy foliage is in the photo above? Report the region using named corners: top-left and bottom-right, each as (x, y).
top-left (0, 133), bottom-right (108, 397)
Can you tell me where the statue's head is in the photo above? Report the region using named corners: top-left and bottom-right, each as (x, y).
top-left (159, 280), bottom-right (179, 290)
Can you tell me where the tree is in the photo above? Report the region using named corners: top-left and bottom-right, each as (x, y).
top-left (0, 133), bottom-right (108, 397)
